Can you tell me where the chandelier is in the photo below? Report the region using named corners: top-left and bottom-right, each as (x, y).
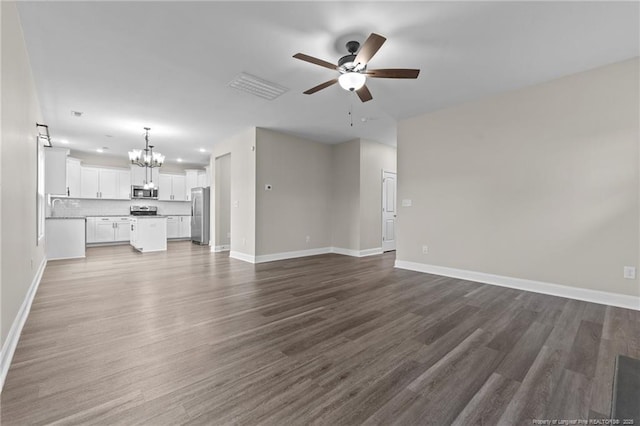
top-left (128, 127), bottom-right (165, 189)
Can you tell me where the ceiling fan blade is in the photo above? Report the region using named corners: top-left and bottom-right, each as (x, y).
top-left (354, 33), bottom-right (386, 66)
top-left (303, 78), bottom-right (339, 95)
top-left (365, 69), bottom-right (420, 79)
top-left (356, 84), bottom-right (373, 102)
top-left (293, 53), bottom-right (338, 71)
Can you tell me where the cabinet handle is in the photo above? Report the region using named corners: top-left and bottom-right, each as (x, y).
top-left (67, 187), bottom-right (70, 196)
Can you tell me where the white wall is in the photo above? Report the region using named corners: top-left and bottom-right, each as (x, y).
top-left (331, 139), bottom-right (360, 252)
top-left (214, 153), bottom-right (230, 248)
top-left (255, 128), bottom-right (332, 256)
top-left (397, 58), bottom-right (639, 298)
top-left (1, 0), bottom-right (46, 373)
top-left (359, 139), bottom-right (397, 251)
top-left (208, 127), bottom-right (256, 257)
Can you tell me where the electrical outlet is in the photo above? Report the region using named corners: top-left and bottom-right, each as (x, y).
top-left (623, 266), bottom-right (636, 279)
top-left (227, 232), bottom-right (231, 238)
top-left (305, 235), bottom-right (311, 244)
top-left (422, 245), bottom-right (428, 255)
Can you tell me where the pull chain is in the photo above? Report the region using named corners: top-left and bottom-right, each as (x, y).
top-left (349, 94), bottom-right (354, 127)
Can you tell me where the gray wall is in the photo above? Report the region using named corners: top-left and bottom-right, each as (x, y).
top-left (397, 58), bottom-right (639, 297)
top-left (331, 139), bottom-right (361, 251)
top-left (1, 1), bottom-right (46, 346)
top-left (214, 153), bottom-right (231, 248)
top-left (255, 128), bottom-right (332, 255)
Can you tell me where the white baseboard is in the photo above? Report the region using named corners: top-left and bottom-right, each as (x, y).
top-left (229, 251), bottom-right (256, 263)
top-left (330, 247), bottom-right (383, 257)
top-left (394, 260), bottom-right (640, 311)
top-left (358, 247), bottom-right (384, 257)
top-left (213, 245), bottom-right (230, 252)
top-left (255, 247), bottom-right (332, 264)
top-left (229, 246), bottom-right (387, 264)
top-left (47, 255), bottom-right (85, 261)
top-left (1, 257), bottom-right (47, 393)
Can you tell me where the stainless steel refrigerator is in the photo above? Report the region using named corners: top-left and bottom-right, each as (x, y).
top-left (191, 187), bottom-right (210, 245)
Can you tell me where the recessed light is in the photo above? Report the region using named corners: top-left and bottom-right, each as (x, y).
top-left (96, 148), bottom-right (104, 153)
top-left (177, 158), bottom-right (183, 162)
top-left (199, 148), bottom-right (206, 153)
top-left (71, 110), bottom-right (83, 117)
top-left (59, 139), bottom-right (69, 144)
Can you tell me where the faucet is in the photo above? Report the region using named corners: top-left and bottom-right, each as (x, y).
top-left (51, 198), bottom-right (64, 216)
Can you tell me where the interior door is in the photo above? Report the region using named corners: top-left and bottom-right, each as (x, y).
top-left (382, 171), bottom-right (397, 252)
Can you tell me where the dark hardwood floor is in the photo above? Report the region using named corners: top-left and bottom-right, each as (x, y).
top-left (1, 241), bottom-right (638, 425)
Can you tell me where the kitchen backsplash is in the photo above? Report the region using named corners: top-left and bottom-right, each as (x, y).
top-left (49, 197), bottom-right (191, 217)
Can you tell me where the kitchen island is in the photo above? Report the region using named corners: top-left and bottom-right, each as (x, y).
top-left (130, 216), bottom-right (167, 253)
top-left (45, 217), bottom-right (86, 260)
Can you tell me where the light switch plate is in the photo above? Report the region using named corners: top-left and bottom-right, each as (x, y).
top-left (623, 266), bottom-right (636, 279)
top-left (401, 199), bottom-right (412, 207)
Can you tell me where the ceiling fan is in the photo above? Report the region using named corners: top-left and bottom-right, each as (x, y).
top-left (293, 33), bottom-right (420, 102)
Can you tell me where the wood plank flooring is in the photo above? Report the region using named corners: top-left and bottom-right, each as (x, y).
top-left (1, 241), bottom-right (639, 425)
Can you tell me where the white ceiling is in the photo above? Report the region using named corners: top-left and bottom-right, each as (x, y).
top-left (17, 1), bottom-right (639, 166)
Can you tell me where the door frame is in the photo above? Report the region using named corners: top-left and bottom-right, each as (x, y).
top-left (381, 169), bottom-right (397, 252)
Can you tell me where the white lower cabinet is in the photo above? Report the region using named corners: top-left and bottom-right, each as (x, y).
top-left (86, 217), bottom-right (131, 243)
top-left (180, 216), bottom-right (191, 238)
top-left (167, 215), bottom-right (191, 239)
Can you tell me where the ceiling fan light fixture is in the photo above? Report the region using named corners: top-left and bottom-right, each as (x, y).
top-left (338, 72), bottom-right (366, 91)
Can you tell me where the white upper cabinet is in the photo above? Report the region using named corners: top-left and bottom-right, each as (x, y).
top-left (80, 168), bottom-right (100, 198)
top-left (44, 148), bottom-right (69, 195)
top-left (185, 170), bottom-right (199, 201)
top-left (98, 169), bottom-right (119, 199)
top-left (197, 170), bottom-right (207, 188)
top-left (172, 175), bottom-right (186, 201)
top-left (158, 174), bottom-right (186, 201)
top-left (117, 170), bottom-right (131, 199)
top-left (66, 158), bottom-right (82, 197)
top-left (80, 167), bottom-right (131, 199)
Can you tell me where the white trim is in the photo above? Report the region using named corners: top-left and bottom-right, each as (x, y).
top-left (230, 247), bottom-right (387, 264)
top-left (1, 257), bottom-right (47, 392)
top-left (229, 251), bottom-right (256, 263)
top-left (394, 260), bottom-right (640, 311)
top-left (330, 247), bottom-right (360, 257)
top-left (213, 245), bottom-right (230, 252)
top-left (330, 247), bottom-right (383, 257)
top-left (47, 255), bottom-right (85, 261)
top-left (359, 247), bottom-right (384, 257)
top-left (255, 247), bottom-right (332, 264)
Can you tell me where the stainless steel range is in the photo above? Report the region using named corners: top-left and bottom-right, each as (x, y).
top-left (130, 205), bottom-right (158, 216)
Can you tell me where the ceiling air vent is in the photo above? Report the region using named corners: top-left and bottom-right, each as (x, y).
top-left (228, 72), bottom-right (289, 100)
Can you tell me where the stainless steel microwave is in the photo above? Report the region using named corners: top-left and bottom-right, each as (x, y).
top-left (131, 185), bottom-right (158, 199)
